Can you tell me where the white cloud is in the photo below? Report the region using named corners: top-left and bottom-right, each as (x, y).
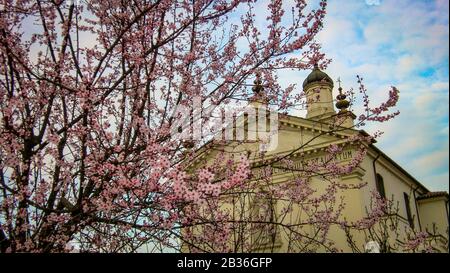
top-left (289, 0), bottom-right (449, 192)
top-left (411, 145), bottom-right (448, 173)
top-left (365, 0), bottom-right (381, 6)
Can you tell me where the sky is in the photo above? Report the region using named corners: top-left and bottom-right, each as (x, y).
top-left (295, 0), bottom-right (449, 192)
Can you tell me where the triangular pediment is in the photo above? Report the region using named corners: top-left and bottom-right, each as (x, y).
top-left (186, 113), bottom-right (361, 170)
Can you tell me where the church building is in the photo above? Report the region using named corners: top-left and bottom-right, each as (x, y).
top-left (182, 65), bottom-right (449, 253)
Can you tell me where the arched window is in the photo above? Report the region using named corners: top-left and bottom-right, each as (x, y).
top-left (376, 174), bottom-right (386, 199)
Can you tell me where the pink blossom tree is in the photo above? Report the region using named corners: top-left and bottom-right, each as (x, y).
top-left (0, 0), bottom-right (411, 253)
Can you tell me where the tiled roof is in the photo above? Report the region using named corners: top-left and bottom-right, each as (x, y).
top-left (417, 191), bottom-right (449, 200)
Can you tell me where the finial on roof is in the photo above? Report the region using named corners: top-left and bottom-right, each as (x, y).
top-left (252, 72), bottom-right (264, 95)
top-left (337, 77), bottom-right (343, 93)
top-left (250, 72), bottom-right (269, 105)
top-left (335, 77), bottom-right (349, 112)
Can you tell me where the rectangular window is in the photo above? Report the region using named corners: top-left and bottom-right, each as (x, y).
top-left (403, 193), bottom-right (414, 229)
top-left (376, 174), bottom-right (386, 199)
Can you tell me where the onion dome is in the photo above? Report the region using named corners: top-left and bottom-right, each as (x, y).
top-left (302, 63), bottom-right (334, 90)
top-left (335, 78), bottom-right (350, 111)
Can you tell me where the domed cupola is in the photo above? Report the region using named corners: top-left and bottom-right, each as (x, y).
top-left (302, 63), bottom-right (334, 90)
top-left (303, 63), bottom-right (336, 119)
